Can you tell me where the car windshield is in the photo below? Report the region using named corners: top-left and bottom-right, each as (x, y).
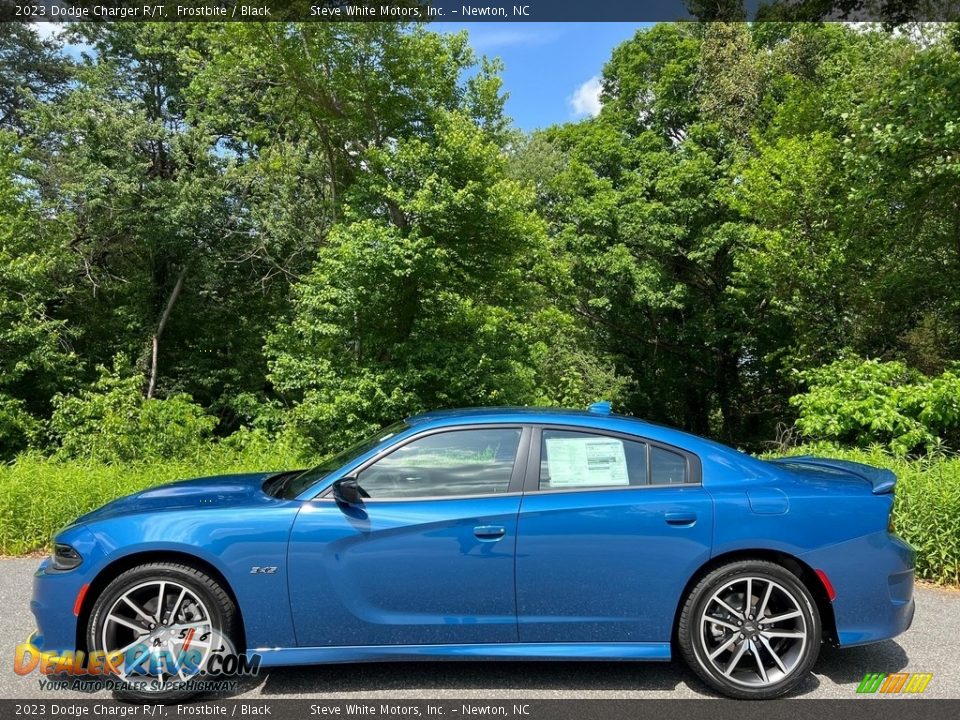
top-left (273, 421), bottom-right (410, 499)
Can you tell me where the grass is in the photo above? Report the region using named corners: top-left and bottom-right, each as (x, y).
top-left (1, 441), bottom-right (958, 585)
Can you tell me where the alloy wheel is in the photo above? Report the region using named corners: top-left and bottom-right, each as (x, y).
top-left (697, 575), bottom-right (808, 688)
top-left (100, 579), bottom-right (216, 684)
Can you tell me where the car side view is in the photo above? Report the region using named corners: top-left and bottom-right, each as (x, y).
top-left (30, 404), bottom-right (915, 700)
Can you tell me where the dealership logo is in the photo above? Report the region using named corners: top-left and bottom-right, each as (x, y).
top-left (14, 630), bottom-right (261, 692)
top-left (856, 672), bottom-right (933, 694)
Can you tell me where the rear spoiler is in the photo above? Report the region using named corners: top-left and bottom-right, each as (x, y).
top-left (769, 456), bottom-right (896, 494)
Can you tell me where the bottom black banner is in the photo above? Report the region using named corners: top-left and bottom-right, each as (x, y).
top-left (0, 700), bottom-right (957, 720)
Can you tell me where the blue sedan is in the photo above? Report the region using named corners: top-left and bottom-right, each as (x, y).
top-left (30, 404), bottom-right (915, 700)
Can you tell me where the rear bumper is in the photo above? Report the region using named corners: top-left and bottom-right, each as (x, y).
top-left (800, 531), bottom-right (915, 647)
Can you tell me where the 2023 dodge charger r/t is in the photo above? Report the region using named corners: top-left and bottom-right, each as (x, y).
top-left (30, 404), bottom-right (915, 700)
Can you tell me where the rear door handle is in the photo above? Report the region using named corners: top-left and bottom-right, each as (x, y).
top-left (664, 512), bottom-right (697, 527)
top-left (473, 525), bottom-right (506, 541)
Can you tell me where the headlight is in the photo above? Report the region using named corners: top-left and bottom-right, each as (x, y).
top-left (51, 543), bottom-right (82, 571)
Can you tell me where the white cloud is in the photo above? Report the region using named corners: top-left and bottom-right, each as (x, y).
top-left (32, 22), bottom-right (66, 41)
top-left (466, 25), bottom-right (563, 51)
top-left (569, 76), bottom-right (603, 118)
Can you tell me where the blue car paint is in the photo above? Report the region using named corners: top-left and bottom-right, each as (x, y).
top-left (515, 485), bottom-right (712, 643)
top-left (30, 407), bottom-right (914, 668)
top-left (288, 495), bottom-right (522, 647)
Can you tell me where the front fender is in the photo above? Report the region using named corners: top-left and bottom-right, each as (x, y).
top-left (85, 505), bottom-right (300, 649)
top-left (31, 503), bottom-right (301, 653)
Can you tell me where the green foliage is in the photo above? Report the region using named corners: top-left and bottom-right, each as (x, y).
top-left (791, 358), bottom-right (960, 454)
top-left (0, 130), bottom-right (77, 455)
top-left (50, 362), bottom-right (217, 463)
top-left (0, 394), bottom-right (39, 455)
top-left (531, 25), bottom-right (761, 441)
top-left (525, 308), bottom-right (630, 409)
top-left (529, 23), bottom-right (960, 447)
top-left (266, 110), bottom-right (581, 452)
top-left (0, 22), bottom-right (70, 133)
top-left (775, 443), bottom-right (960, 585)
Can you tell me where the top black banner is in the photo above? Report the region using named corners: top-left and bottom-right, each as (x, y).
top-left (2, 0), bottom-right (960, 23)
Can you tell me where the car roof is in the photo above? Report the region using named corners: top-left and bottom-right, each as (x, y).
top-left (405, 406), bottom-right (692, 440)
top-left (407, 406), bottom-right (619, 424)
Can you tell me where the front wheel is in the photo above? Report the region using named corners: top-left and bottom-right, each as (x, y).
top-left (86, 562), bottom-right (239, 702)
top-left (678, 560), bottom-right (821, 699)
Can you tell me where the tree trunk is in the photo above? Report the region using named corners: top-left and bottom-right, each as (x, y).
top-left (146, 266), bottom-right (187, 399)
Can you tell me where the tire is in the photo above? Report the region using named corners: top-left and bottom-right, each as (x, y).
top-left (87, 562), bottom-right (238, 702)
top-left (677, 559), bottom-right (821, 699)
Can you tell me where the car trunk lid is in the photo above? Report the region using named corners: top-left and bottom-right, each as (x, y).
top-left (767, 456), bottom-right (896, 494)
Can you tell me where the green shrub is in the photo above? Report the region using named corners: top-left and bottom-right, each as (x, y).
top-left (791, 357), bottom-right (960, 455)
top-left (0, 394), bottom-right (39, 459)
top-left (50, 363), bottom-right (217, 462)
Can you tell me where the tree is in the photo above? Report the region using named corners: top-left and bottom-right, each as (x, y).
top-left (0, 23), bottom-right (70, 134)
top-left (529, 25), bottom-right (766, 440)
top-left (0, 131), bottom-right (75, 456)
top-left (23, 24), bottom-right (291, 430)
top-left (267, 111), bottom-right (555, 449)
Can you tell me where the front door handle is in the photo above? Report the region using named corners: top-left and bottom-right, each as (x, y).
top-left (473, 525), bottom-right (506, 541)
top-left (664, 512), bottom-right (697, 527)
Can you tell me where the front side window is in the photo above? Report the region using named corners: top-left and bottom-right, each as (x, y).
top-left (274, 421), bottom-right (410, 499)
top-left (539, 430), bottom-right (648, 490)
top-left (357, 428), bottom-right (522, 499)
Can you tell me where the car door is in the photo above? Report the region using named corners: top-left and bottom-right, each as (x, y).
top-left (287, 425), bottom-right (529, 647)
top-left (515, 426), bottom-right (714, 643)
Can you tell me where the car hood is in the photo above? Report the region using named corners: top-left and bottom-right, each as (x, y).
top-left (72, 471), bottom-right (285, 525)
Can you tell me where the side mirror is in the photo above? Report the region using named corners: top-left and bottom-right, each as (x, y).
top-left (333, 476), bottom-right (363, 505)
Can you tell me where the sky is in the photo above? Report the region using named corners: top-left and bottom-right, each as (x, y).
top-left (36, 21), bottom-right (649, 133)
top-left (440, 22), bottom-right (649, 131)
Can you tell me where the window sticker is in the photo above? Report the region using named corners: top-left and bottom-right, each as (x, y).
top-left (545, 436), bottom-right (629, 487)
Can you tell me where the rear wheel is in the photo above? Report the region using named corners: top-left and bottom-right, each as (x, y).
top-left (87, 562), bottom-right (238, 702)
top-left (678, 560), bottom-right (821, 699)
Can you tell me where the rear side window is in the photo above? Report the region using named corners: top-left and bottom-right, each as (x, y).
top-left (539, 430), bottom-right (648, 490)
top-left (650, 446), bottom-right (688, 485)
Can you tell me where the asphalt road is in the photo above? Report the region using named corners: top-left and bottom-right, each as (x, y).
top-left (2, 558), bottom-right (958, 700)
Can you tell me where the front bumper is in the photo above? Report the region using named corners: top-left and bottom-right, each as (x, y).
top-left (800, 531), bottom-right (915, 647)
top-left (30, 526), bottom-right (102, 654)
